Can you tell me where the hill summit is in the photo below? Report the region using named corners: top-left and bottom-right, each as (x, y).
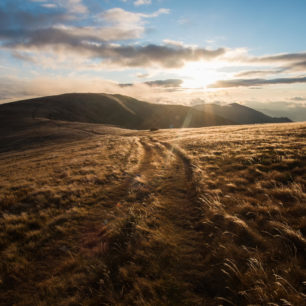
top-left (0, 93), bottom-right (291, 131)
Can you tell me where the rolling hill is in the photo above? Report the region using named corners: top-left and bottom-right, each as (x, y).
top-left (0, 93), bottom-right (293, 152)
top-left (0, 93), bottom-right (292, 133)
top-left (0, 93), bottom-right (234, 131)
top-left (193, 102), bottom-right (291, 124)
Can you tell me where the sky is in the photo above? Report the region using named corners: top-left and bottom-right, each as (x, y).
top-left (1, 0), bottom-right (306, 120)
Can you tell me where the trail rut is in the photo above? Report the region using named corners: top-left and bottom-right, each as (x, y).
top-left (94, 136), bottom-right (207, 303)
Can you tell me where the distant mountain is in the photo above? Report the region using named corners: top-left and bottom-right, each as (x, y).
top-left (0, 94), bottom-right (292, 137)
top-left (193, 103), bottom-right (291, 124)
top-left (255, 107), bottom-right (305, 122)
top-left (0, 93), bottom-right (234, 130)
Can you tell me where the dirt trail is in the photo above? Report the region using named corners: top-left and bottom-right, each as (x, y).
top-left (113, 136), bottom-right (207, 302)
top-left (78, 136), bottom-right (207, 302)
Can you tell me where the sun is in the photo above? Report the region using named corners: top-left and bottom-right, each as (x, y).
top-left (179, 61), bottom-right (224, 89)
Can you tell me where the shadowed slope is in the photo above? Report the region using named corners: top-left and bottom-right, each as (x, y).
top-left (0, 93), bottom-right (233, 130)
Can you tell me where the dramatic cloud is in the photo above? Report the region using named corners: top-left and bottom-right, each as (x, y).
top-left (1, 4), bottom-right (219, 69)
top-left (2, 27), bottom-right (226, 68)
top-left (209, 76), bottom-right (306, 88)
top-left (0, 3), bottom-right (225, 69)
top-left (6, 3), bottom-right (306, 73)
top-left (0, 6), bottom-right (169, 43)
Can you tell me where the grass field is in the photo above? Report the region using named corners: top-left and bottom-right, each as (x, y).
top-left (0, 122), bottom-right (305, 305)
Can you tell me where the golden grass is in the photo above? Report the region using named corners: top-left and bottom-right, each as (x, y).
top-left (170, 123), bottom-right (306, 305)
top-left (0, 122), bottom-right (305, 305)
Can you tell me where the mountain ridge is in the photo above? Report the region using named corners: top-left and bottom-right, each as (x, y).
top-left (0, 93), bottom-right (291, 132)
top-left (0, 93), bottom-right (234, 130)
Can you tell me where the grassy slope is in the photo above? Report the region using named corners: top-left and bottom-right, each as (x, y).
top-left (0, 122), bottom-right (305, 305)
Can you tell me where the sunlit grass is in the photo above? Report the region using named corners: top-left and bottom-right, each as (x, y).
top-left (0, 122), bottom-right (305, 304)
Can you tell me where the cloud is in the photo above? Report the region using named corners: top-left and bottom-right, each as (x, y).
top-left (120, 79), bottom-right (183, 88)
top-left (285, 61), bottom-right (306, 71)
top-left (89, 7), bottom-right (169, 40)
top-left (41, 3), bottom-right (57, 8)
top-left (144, 79), bottom-right (183, 87)
top-left (209, 76), bottom-right (306, 88)
top-left (134, 0), bottom-right (152, 6)
top-left (235, 69), bottom-right (284, 78)
top-left (119, 83), bottom-right (134, 87)
top-left (92, 44), bottom-right (225, 68)
top-left (224, 50), bottom-right (306, 66)
top-left (221, 50), bottom-right (306, 74)
top-left (100, 7), bottom-right (169, 27)
top-left (1, 22), bottom-right (225, 68)
top-left (251, 52), bottom-right (306, 64)
top-left (0, 5), bottom-right (195, 69)
top-left (242, 52), bottom-right (306, 73)
top-left (63, 0), bottom-right (88, 14)
top-left (137, 73), bottom-right (150, 79)
top-left (31, 0), bottom-right (88, 14)
top-left (0, 6), bottom-right (168, 44)
top-left (291, 96), bottom-right (305, 101)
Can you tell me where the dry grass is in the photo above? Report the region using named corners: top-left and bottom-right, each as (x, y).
top-left (169, 122), bottom-right (306, 305)
top-left (0, 122), bottom-right (305, 305)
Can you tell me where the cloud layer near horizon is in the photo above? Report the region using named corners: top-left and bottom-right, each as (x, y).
top-left (209, 76), bottom-right (306, 88)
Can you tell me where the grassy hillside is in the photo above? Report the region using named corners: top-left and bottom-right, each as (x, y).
top-left (0, 122), bottom-right (305, 305)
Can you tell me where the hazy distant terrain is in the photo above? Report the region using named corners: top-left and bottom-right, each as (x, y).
top-left (193, 102), bottom-right (291, 124)
top-left (0, 95), bottom-right (305, 305)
